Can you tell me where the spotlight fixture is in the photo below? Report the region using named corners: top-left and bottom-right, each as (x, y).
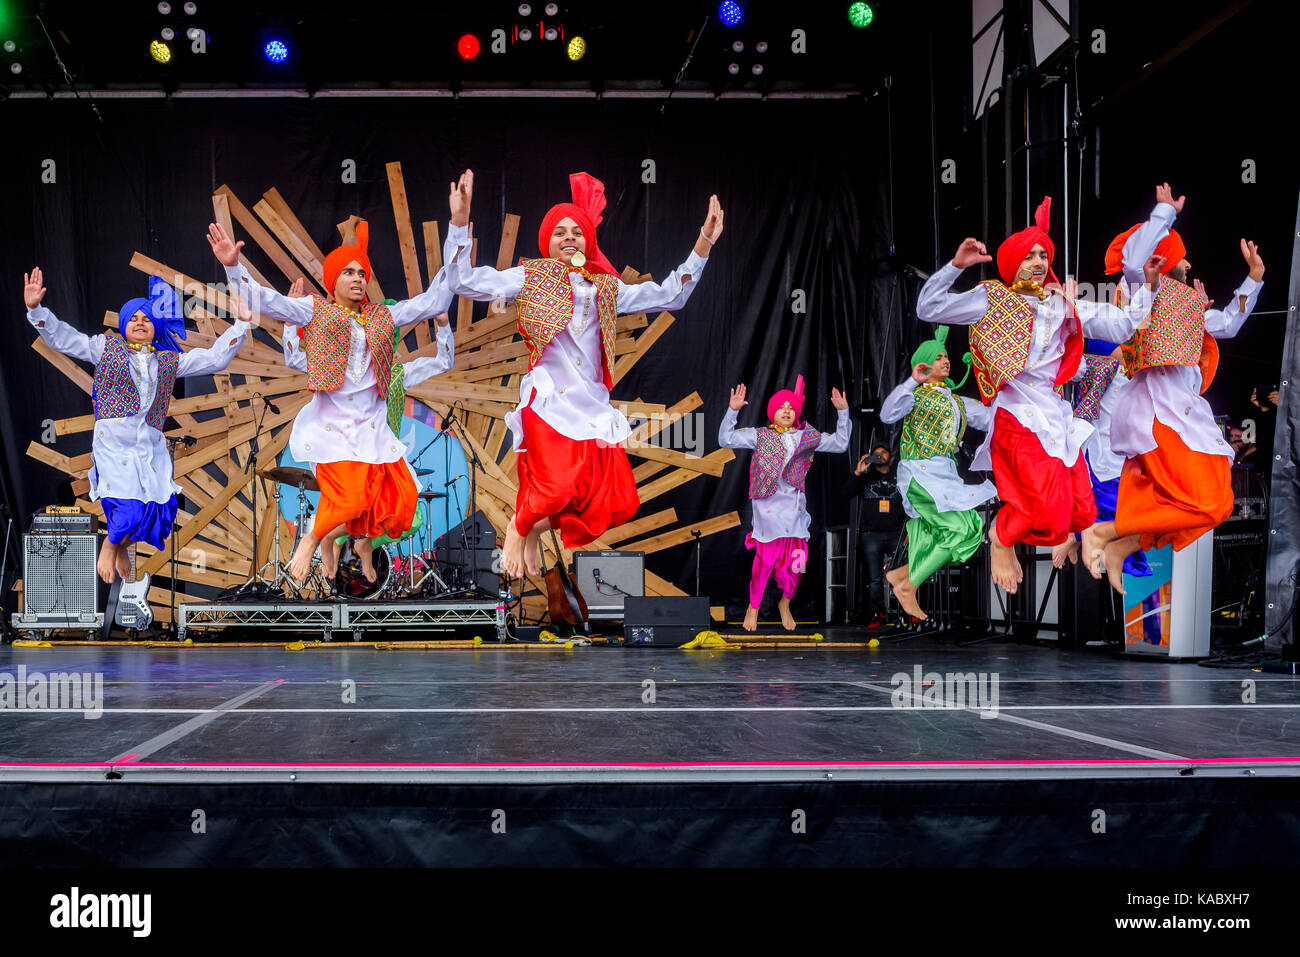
top-left (184, 1), bottom-right (197, 13)
top-left (731, 40), bottom-right (743, 52)
top-left (161, 26), bottom-right (175, 41)
top-left (718, 1), bottom-right (743, 27)
top-left (518, 3), bottom-right (532, 15)
top-left (149, 39), bottom-right (172, 63)
top-left (457, 33), bottom-right (481, 60)
top-left (848, 2), bottom-right (874, 28)
top-left (727, 62), bottom-right (739, 74)
top-left (545, 2), bottom-right (558, 14)
top-left (519, 27), bottom-right (533, 41)
top-left (756, 40), bottom-right (768, 53)
top-left (263, 38), bottom-right (289, 63)
top-left (157, 2), bottom-right (171, 14)
top-left (186, 26), bottom-right (202, 40)
top-left (567, 35), bottom-right (586, 61)
top-left (10, 62), bottom-right (21, 74)
top-left (3, 40), bottom-right (15, 53)
top-left (751, 63), bottom-right (763, 75)
top-left (544, 26), bottom-right (558, 41)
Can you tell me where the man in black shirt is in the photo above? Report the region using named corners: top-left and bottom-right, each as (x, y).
top-left (849, 444), bottom-right (905, 625)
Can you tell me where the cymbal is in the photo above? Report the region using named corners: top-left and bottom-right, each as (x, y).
top-left (418, 490), bottom-right (447, 500)
top-left (415, 468), bottom-right (437, 476)
top-left (259, 466), bottom-right (320, 491)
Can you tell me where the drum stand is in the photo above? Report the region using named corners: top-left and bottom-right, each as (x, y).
top-left (253, 481), bottom-right (292, 596)
top-left (283, 483), bottom-right (332, 599)
top-left (407, 491), bottom-right (450, 596)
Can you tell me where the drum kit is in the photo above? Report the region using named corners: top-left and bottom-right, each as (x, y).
top-left (243, 465), bottom-right (483, 601)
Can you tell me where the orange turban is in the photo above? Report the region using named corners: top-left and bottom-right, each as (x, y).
top-left (996, 197), bottom-right (1058, 287)
top-left (323, 219), bottom-right (373, 297)
top-left (1104, 223), bottom-right (1185, 275)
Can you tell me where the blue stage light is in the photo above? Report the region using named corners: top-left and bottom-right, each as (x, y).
top-left (264, 38), bottom-right (288, 63)
top-left (718, 2), bottom-right (743, 27)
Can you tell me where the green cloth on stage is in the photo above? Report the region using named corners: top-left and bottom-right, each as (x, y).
top-left (904, 479), bottom-right (983, 586)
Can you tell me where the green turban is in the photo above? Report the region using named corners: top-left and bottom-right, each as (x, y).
top-left (910, 326), bottom-right (972, 389)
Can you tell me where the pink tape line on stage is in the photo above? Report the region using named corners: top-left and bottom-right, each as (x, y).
top-left (0, 757), bottom-right (1297, 769)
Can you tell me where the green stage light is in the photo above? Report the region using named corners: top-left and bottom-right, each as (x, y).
top-left (848, 2), bottom-right (874, 28)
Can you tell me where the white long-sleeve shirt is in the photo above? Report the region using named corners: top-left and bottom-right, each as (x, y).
top-left (916, 261), bottom-right (1153, 470)
top-left (281, 322), bottom-right (455, 388)
top-left (28, 305), bottom-right (249, 503)
top-left (442, 222), bottom-right (707, 449)
top-left (225, 263), bottom-right (453, 467)
top-left (718, 407), bottom-right (851, 542)
top-left (879, 378), bottom-right (997, 516)
top-left (1111, 201), bottom-right (1262, 461)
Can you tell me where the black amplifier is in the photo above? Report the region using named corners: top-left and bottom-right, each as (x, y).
top-left (30, 508), bottom-right (98, 534)
top-left (623, 596), bottom-right (710, 647)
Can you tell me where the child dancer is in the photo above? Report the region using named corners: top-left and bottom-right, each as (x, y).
top-left (916, 197), bottom-right (1163, 594)
top-left (443, 169), bottom-right (723, 579)
top-left (880, 327), bottom-right (997, 619)
top-left (1080, 184), bottom-right (1264, 591)
top-left (207, 220), bottom-right (454, 584)
top-left (23, 268), bottom-right (250, 582)
top-left (718, 376), bottom-right (851, 631)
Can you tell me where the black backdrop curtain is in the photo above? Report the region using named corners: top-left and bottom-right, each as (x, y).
top-left (0, 96), bottom-right (884, 618)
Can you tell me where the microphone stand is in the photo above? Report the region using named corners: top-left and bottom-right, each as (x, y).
top-left (441, 405), bottom-right (492, 599)
top-left (692, 528), bottom-right (703, 597)
top-left (0, 502), bottom-right (16, 642)
top-left (232, 395), bottom-right (274, 598)
top-left (164, 434), bottom-right (196, 637)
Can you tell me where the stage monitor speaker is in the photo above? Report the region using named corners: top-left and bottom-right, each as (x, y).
top-left (16, 533), bottom-right (101, 629)
top-left (574, 551), bottom-right (644, 620)
top-left (623, 596), bottom-right (709, 647)
top-left (435, 511), bottom-right (498, 593)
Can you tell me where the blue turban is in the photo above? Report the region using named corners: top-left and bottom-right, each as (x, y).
top-left (117, 276), bottom-right (187, 352)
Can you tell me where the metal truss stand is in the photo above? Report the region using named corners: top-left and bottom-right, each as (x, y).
top-left (177, 598), bottom-right (506, 643)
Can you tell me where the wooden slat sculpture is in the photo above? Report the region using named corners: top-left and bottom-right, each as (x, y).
top-left (23, 163), bottom-right (739, 627)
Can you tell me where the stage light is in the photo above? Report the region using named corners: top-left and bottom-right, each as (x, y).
top-left (264, 38), bottom-right (288, 63)
top-left (150, 39), bottom-right (172, 63)
top-left (457, 33), bottom-right (480, 60)
top-left (545, 2), bottom-right (558, 14)
top-left (184, 1), bottom-right (197, 13)
top-left (756, 40), bottom-right (768, 53)
top-left (731, 40), bottom-right (743, 52)
top-left (518, 3), bottom-right (532, 15)
top-left (157, 1), bottom-right (171, 13)
top-left (718, 2), bottom-right (743, 27)
top-left (3, 40), bottom-right (14, 53)
top-left (727, 62), bottom-right (739, 74)
top-left (544, 26), bottom-right (558, 41)
top-left (567, 35), bottom-right (585, 60)
top-left (186, 26), bottom-right (201, 40)
top-left (519, 27), bottom-right (533, 41)
top-left (9, 61), bottom-right (20, 74)
top-left (751, 63), bottom-right (763, 75)
top-left (848, 2), bottom-right (873, 28)
top-left (161, 26), bottom-right (175, 40)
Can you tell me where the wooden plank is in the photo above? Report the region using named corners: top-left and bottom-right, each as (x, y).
top-left (442, 356), bottom-right (531, 383)
top-left (255, 498), bottom-right (280, 570)
top-left (625, 442), bottom-right (730, 477)
top-left (215, 185), bottom-right (323, 296)
top-left (634, 450), bottom-right (733, 505)
top-left (261, 187), bottom-right (328, 265)
top-left (168, 375), bottom-right (309, 416)
top-left (612, 311), bottom-right (677, 386)
top-left (127, 251), bottom-right (269, 329)
top-left (386, 162), bottom-right (430, 348)
top-left (337, 215), bottom-right (386, 302)
top-left (212, 192), bottom-right (277, 291)
top-left (602, 508), bottom-right (678, 546)
top-left (32, 338), bottom-right (93, 395)
top-left (171, 399), bottom-right (303, 478)
top-left (451, 304), bottom-right (519, 350)
top-left (25, 441), bottom-right (72, 475)
top-left (422, 220), bottom-right (443, 280)
top-left (622, 512), bottom-right (741, 555)
top-left (644, 569), bottom-right (687, 597)
top-left (253, 199), bottom-right (325, 284)
top-left (632, 461), bottom-right (670, 483)
top-left (496, 214), bottom-right (521, 270)
top-left (455, 236), bottom-right (478, 330)
top-left (402, 380), bottom-right (516, 403)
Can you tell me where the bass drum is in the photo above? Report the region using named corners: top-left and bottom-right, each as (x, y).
top-left (334, 545), bottom-right (394, 600)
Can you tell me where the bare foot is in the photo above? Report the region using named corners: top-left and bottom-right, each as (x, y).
top-left (321, 536), bottom-right (341, 581)
top-left (356, 537), bottom-right (376, 582)
top-left (288, 536), bottom-right (318, 585)
top-left (891, 575), bottom-right (928, 620)
top-left (501, 517), bottom-right (526, 579)
top-left (114, 544), bottom-right (132, 580)
top-left (97, 540), bottom-right (120, 585)
top-left (886, 565), bottom-right (909, 589)
top-left (742, 606), bottom-right (759, 632)
top-left (1102, 535), bottom-right (1141, 596)
top-left (523, 524), bottom-right (544, 578)
top-left (777, 597), bottom-right (796, 631)
top-left (1080, 523), bottom-right (1109, 580)
top-left (1050, 537), bottom-right (1079, 569)
top-left (989, 518), bottom-right (1020, 594)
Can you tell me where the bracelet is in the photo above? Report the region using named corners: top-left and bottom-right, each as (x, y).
top-left (699, 229), bottom-right (715, 246)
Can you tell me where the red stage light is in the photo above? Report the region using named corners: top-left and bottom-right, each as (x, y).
top-left (457, 34), bottom-right (480, 60)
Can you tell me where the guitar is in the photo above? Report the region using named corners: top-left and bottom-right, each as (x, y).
top-left (543, 532), bottom-right (589, 634)
top-left (106, 542), bottom-right (153, 633)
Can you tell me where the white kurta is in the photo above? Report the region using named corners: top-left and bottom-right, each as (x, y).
top-left (879, 378), bottom-right (998, 517)
top-left (225, 263), bottom-right (452, 467)
top-left (28, 305), bottom-right (249, 504)
top-left (441, 222), bottom-right (707, 450)
top-left (916, 261), bottom-right (1153, 471)
top-left (718, 408), bottom-right (852, 542)
top-left (1110, 201), bottom-right (1262, 462)
top-left (1073, 361), bottom-right (1131, 482)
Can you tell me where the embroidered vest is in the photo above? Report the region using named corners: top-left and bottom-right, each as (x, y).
top-left (1119, 275), bottom-right (1218, 392)
top-left (91, 334), bottom-right (178, 432)
top-left (386, 363), bottom-right (406, 436)
top-left (516, 258), bottom-right (620, 390)
top-left (968, 281), bottom-right (1082, 405)
top-left (1074, 354), bottom-right (1120, 423)
top-left (749, 427), bottom-right (823, 500)
top-left (900, 384), bottom-right (966, 460)
top-left (301, 297), bottom-right (396, 400)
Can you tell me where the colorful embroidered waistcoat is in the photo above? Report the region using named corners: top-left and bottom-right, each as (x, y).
top-left (1074, 354), bottom-right (1120, 423)
top-left (968, 281), bottom-right (1082, 405)
top-left (900, 384), bottom-right (966, 460)
top-left (516, 258), bottom-right (620, 389)
top-left (91, 333), bottom-right (178, 432)
top-left (301, 297), bottom-right (396, 400)
top-left (386, 363), bottom-right (406, 436)
top-left (749, 426), bottom-right (823, 500)
top-left (1119, 275), bottom-right (1218, 391)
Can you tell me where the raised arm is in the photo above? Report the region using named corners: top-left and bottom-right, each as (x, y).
top-left (389, 269), bottom-right (455, 328)
top-left (1120, 183), bottom-right (1183, 289)
top-left (207, 222), bottom-right (313, 327)
top-left (717, 383), bottom-right (757, 450)
top-left (24, 267), bottom-right (104, 363)
top-left (880, 365), bottom-right (930, 425)
top-left (616, 194), bottom-right (722, 315)
top-left (1204, 240), bottom-right (1265, 339)
top-left (916, 240), bottom-right (994, 326)
top-left (442, 222), bottom-right (526, 302)
top-left (401, 317), bottom-right (455, 385)
top-left (959, 395), bottom-right (993, 433)
top-left (178, 316), bottom-right (250, 377)
top-left (1076, 254), bottom-right (1163, 343)
top-left (816, 389), bottom-right (852, 453)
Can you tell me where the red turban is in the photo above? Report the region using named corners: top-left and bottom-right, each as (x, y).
top-left (996, 196), bottom-right (1058, 287)
top-left (1103, 223), bottom-right (1185, 276)
top-left (767, 374), bottom-right (807, 425)
top-left (323, 219), bottom-right (373, 299)
top-left (537, 172), bottom-right (619, 277)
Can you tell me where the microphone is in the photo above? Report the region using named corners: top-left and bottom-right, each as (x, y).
top-left (444, 475), bottom-right (465, 488)
top-left (181, 435), bottom-right (197, 447)
top-left (440, 402), bottom-right (458, 433)
top-left (254, 392), bottom-right (280, 415)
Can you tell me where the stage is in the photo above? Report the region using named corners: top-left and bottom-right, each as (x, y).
top-left (1, 631), bottom-right (1296, 867)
